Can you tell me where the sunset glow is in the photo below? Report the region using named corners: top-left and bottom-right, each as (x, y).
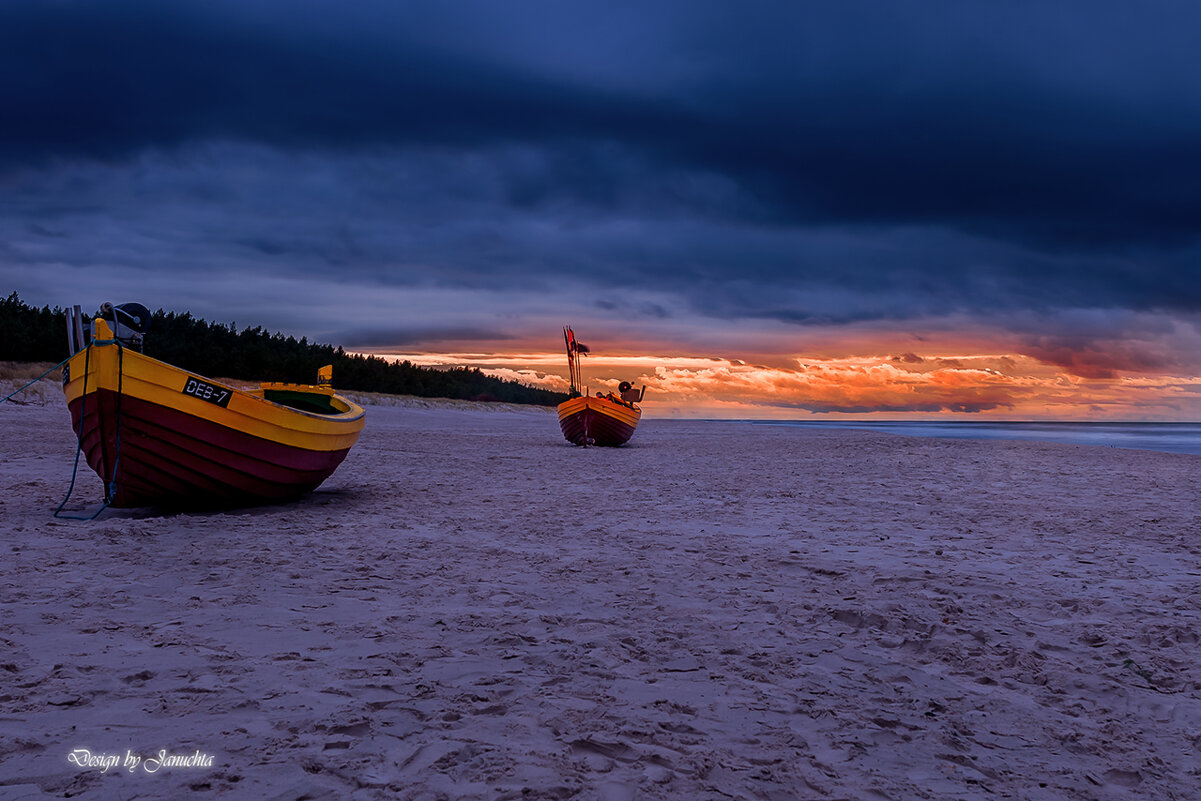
top-left (371, 347), bottom-right (1201, 420)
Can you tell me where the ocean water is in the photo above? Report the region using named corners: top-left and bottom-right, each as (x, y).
top-left (751, 420), bottom-right (1201, 456)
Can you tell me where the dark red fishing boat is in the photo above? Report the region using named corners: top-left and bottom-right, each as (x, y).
top-left (556, 327), bottom-right (645, 446)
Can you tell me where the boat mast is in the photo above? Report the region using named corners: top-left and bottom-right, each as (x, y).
top-left (564, 326), bottom-right (586, 398)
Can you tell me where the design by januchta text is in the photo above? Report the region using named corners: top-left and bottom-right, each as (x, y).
top-left (68, 748), bottom-right (215, 774)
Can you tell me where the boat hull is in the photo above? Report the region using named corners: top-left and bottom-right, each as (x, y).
top-left (62, 341), bottom-right (365, 508)
top-left (557, 395), bottom-right (641, 446)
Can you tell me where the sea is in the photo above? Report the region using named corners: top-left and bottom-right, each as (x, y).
top-left (750, 420), bottom-right (1201, 456)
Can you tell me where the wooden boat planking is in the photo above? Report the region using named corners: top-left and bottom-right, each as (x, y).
top-left (557, 393), bottom-right (642, 447)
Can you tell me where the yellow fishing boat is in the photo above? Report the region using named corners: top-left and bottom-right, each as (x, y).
top-left (61, 303), bottom-right (365, 508)
top-left (556, 326), bottom-right (644, 446)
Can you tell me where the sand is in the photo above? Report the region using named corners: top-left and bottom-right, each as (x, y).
top-left (2, 395), bottom-right (1200, 800)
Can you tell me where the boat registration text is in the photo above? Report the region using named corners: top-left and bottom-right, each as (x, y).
top-left (182, 377), bottom-right (232, 408)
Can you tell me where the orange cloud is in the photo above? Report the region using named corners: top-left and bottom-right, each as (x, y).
top-left (370, 346), bottom-right (1201, 420)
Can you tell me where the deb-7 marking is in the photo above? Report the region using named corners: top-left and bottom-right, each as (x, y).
top-left (182, 377), bottom-right (231, 408)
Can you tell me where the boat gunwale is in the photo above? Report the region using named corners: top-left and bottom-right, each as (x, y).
top-left (244, 384), bottom-right (365, 422)
top-left (557, 394), bottom-right (641, 424)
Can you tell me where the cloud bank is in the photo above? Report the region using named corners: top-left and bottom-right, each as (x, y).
top-left (3, 1), bottom-right (1201, 414)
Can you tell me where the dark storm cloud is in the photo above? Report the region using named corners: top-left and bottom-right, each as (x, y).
top-left (1019, 334), bottom-right (1184, 379)
top-left (594, 298), bottom-right (670, 319)
top-left (786, 398), bottom-right (1011, 415)
top-left (4, 0), bottom-right (1201, 344)
top-left (330, 326), bottom-right (516, 348)
top-left (1018, 341), bottom-right (1165, 380)
top-left (0, 0), bottom-right (672, 162)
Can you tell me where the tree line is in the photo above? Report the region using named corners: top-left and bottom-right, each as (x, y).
top-left (0, 293), bottom-right (566, 406)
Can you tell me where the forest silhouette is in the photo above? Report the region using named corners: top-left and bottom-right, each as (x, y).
top-left (1, 293), bottom-right (565, 406)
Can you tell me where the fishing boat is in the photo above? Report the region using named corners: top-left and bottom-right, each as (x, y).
top-left (60, 303), bottom-right (365, 509)
top-left (557, 326), bottom-right (645, 446)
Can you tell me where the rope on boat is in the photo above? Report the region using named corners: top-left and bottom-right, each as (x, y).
top-left (54, 339), bottom-right (124, 521)
top-left (54, 343), bottom-right (96, 519)
top-left (0, 356), bottom-right (71, 405)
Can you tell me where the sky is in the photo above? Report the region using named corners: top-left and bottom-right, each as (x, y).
top-left (4, 0), bottom-right (1201, 418)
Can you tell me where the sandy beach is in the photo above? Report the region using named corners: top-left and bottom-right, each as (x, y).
top-left (2, 396), bottom-right (1200, 800)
